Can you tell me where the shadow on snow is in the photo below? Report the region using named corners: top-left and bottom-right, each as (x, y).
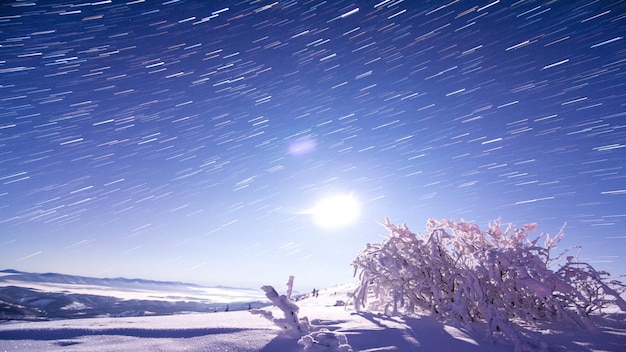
top-left (348, 311), bottom-right (626, 352)
top-left (0, 327), bottom-right (250, 340)
top-left (348, 312), bottom-right (506, 352)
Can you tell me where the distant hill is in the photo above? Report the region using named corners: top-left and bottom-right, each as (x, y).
top-left (0, 269), bottom-right (269, 321)
top-left (0, 269), bottom-right (238, 290)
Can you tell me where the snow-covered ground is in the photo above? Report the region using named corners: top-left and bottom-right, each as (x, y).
top-left (1, 283), bottom-right (625, 352)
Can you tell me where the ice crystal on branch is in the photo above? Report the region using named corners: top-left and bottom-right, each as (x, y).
top-left (351, 217), bottom-right (626, 352)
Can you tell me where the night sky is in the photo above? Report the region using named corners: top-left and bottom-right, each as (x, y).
top-left (1, 0), bottom-right (625, 290)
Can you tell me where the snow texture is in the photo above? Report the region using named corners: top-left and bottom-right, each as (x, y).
top-left (298, 328), bottom-right (353, 352)
top-left (0, 282), bottom-right (625, 351)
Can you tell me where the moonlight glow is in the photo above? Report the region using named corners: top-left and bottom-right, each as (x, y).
top-left (309, 194), bottom-right (361, 229)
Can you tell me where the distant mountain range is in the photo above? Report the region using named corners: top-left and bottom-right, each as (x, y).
top-left (0, 269), bottom-right (269, 321)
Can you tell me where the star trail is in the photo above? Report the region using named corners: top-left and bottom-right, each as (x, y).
top-left (1, 0), bottom-right (625, 289)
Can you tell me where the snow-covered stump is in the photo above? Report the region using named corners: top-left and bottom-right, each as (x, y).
top-left (253, 283), bottom-right (354, 351)
top-left (253, 285), bottom-right (310, 338)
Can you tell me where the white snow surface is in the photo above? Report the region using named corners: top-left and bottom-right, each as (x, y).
top-left (1, 283), bottom-right (625, 352)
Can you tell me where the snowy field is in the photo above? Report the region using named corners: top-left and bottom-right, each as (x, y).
top-left (1, 284), bottom-right (625, 352)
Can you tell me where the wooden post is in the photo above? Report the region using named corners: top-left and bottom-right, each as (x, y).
top-left (286, 275), bottom-right (295, 300)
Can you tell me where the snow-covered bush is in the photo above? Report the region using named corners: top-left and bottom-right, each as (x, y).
top-left (351, 217), bottom-right (626, 352)
top-left (252, 285), bottom-right (310, 338)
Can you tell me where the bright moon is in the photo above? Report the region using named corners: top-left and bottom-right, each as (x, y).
top-left (309, 194), bottom-right (361, 229)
